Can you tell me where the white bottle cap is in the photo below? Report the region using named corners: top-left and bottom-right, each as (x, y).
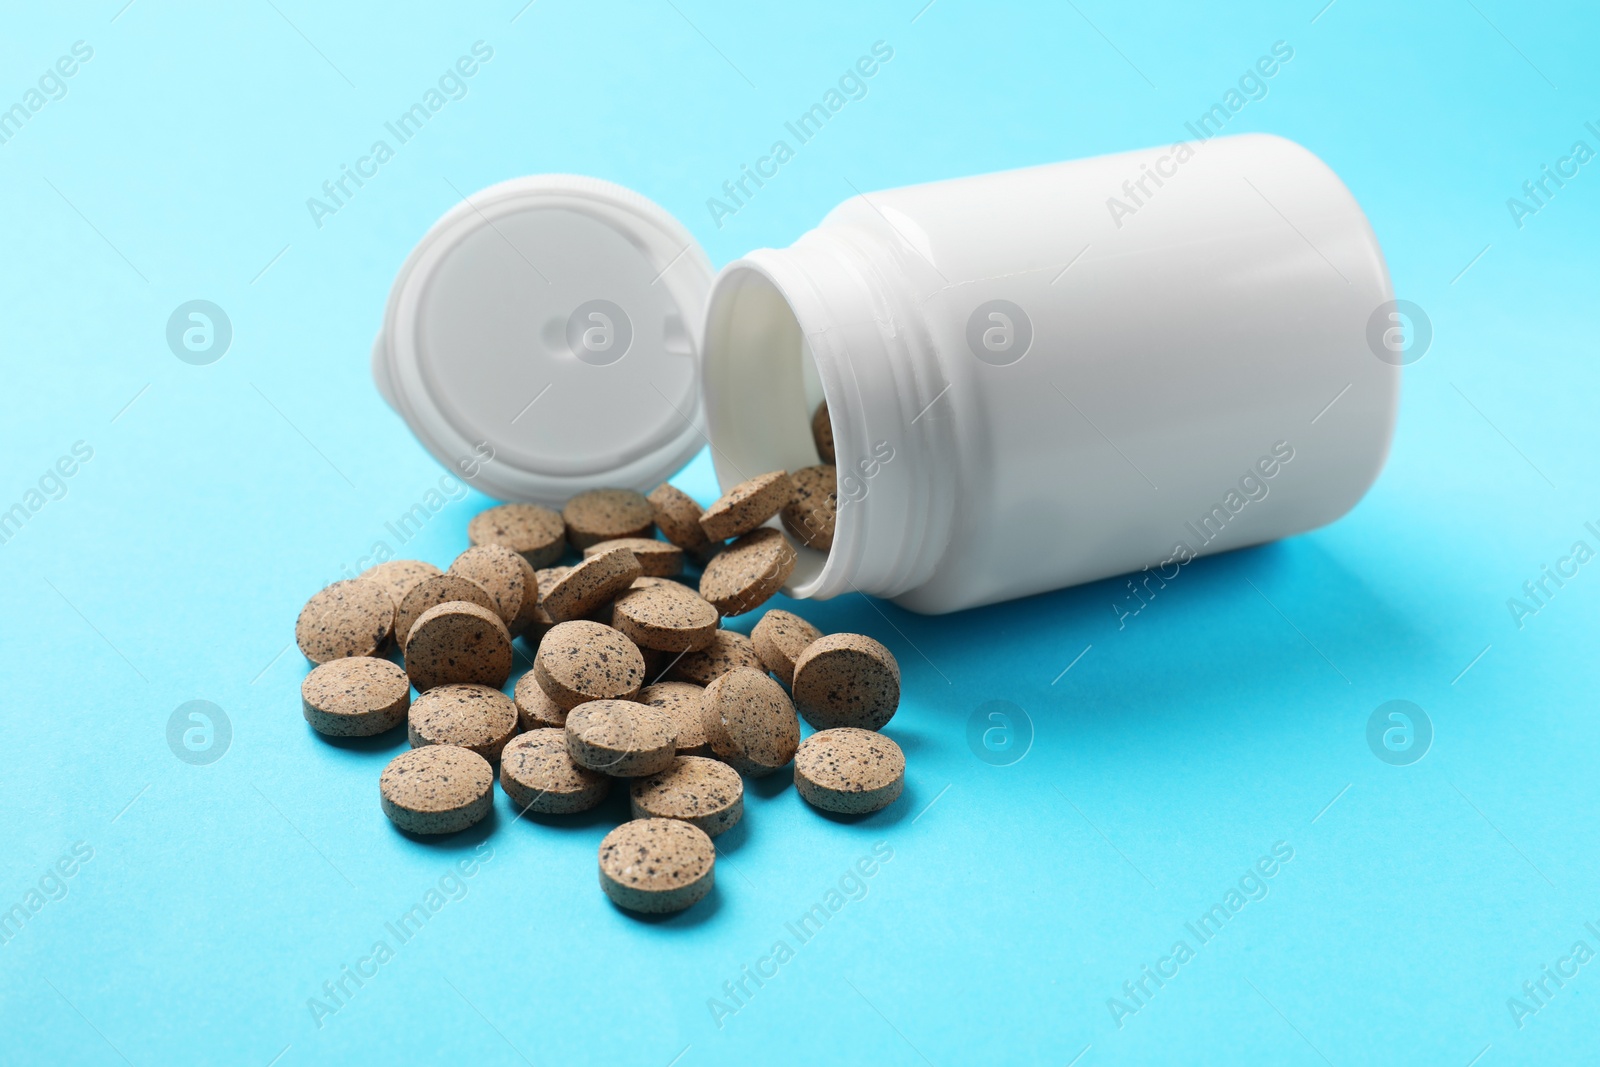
top-left (372, 175), bottom-right (713, 504)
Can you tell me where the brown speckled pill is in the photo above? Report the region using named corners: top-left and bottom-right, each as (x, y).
top-left (585, 537), bottom-right (683, 578)
top-left (751, 609), bottom-right (824, 687)
top-left (513, 670), bottom-right (568, 730)
top-left (630, 756), bottom-right (743, 836)
top-left (396, 573), bottom-right (496, 651)
top-left (699, 471), bottom-right (796, 542)
top-left (542, 546), bottom-right (643, 623)
top-left (379, 745), bottom-right (494, 835)
top-left (782, 465), bottom-right (837, 551)
top-left (469, 502), bottom-right (567, 568)
top-left (564, 488), bottom-right (655, 549)
top-left (812, 400), bottom-right (835, 464)
top-left (698, 528), bottom-right (797, 616)
top-left (791, 633), bottom-right (901, 731)
top-left (358, 560), bottom-right (442, 610)
top-left (647, 483), bottom-right (712, 552)
top-left (450, 544), bottom-right (540, 637)
top-left (612, 583), bottom-right (720, 653)
top-left (534, 620), bottom-right (645, 710)
top-left (565, 700), bottom-right (677, 777)
top-left (700, 666), bottom-right (801, 777)
top-left (668, 630), bottom-right (764, 686)
top-left (639, 681), bottom-right (711, 755)
top-left (408, 683), bottom-right (519, 761)
top-left (295, 579), bottom-right (396, 664)
top-left (301, 656), bottom-right (410, 737)
top-left (794, 728), bottom-right (905, 815)
top-left (404, 601), bottom-right (513, 693)
top-left (499, 728), bottom-right (611, 814)
top-left (598, 818), bottom-right (715, 914)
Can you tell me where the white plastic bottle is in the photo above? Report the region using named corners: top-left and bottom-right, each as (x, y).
top-left (374, 134), bottom-right (1398, 615)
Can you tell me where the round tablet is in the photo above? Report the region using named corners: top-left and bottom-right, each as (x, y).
top-left (534, 620), bottom-right (645, 710)
top-left (751, 609), bottom-right (824, 687)
top-left (469, 502), bottom-right (567, 568)
top-left (379, 745), bottom-right (494, 835)
top-left (358, 560), bottom-right (442, 609)
top-left (563, 488), bottom-right (654, 549)
top-left (396, 573), bottom-right (496, 650)
top-left (791, 633), bottom-right (900, 731)
top-left (699, 528), bottom-right (796, 616)
top-left (782, 465), bottom-right (837, 551)
top-left (598, 818), bottom-right (715, 914)
top-left (295, 579), bottom-right (395, 664)
top-left (700, 667), bottom-right (800, 778)
top-left (565, 700), bottom-right (677, 777)
top-left (449, 544), bottom-right (540, 637)
top-left (668, 629), bottom-right (763, 686)
top-left (585, 537), bottom-right (683, 577)
top-left (639, 681), bottom-right (711, 755)
top-left (647, 483), bottom-right (711, 551)
top-left (404, 601), bottom-right (513, 692)
top-left (542, 546), bottom-right (643, 622)
top-left (630, 756), bottom-right (743, 836)
top-left (812, 400), bottom-right (835, 464)
top-left (612, 583), bottom-right (720, 653)
top-left (499, 728), bottom-right (611, 814)
top-left (301, 656), bottom-right (410, 737)
top-left (794, 728), bottom-right (905, 815)
top-left (408, 683), bottom-right (519, 761)
top-left (513, 670), bottom-right (568, 730)
top-left (699, 471), bottom-right (796, 542)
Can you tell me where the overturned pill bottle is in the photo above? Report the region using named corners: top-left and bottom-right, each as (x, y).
top-left (373, 133), bottom-right (1399, 614)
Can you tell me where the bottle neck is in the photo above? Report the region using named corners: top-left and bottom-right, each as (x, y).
top-left (709, 227), bottom-right (955, 602)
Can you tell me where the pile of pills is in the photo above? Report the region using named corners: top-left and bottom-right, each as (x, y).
top-left (295, 445), bottom-right (901, 916)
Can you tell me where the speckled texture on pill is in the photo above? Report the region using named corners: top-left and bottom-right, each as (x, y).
top-left (565, 700), bottom-right (677, 777)
top-left (699, 471), bottom-right (796, 541)
top-left (563, 488), bottom-right (655, 549)
top-left (513, 670), bottom-right (568, 730)
top-left (527, 566), bottom-right (571, 644)
top-left (668, 630), bottom-right (764, 687)
top-left (598, 818), bottom-right (715, 914)
top-left (404, 601), bottom-right (513, 693)
top-left (295, 579), bottom-right (396, 664)
top-left (499, 728), bottom-right (611, 814)
top-left (396, 573), bottom-right (496, 650)
top-left (639, 681), bottom-right (711, 755)
top-left (793, 728), bottom-right (905, 814)
top-left (542, 546), bottom-right (643, 622)
top-left (782, 465), bottom-right (838, 551)
top-left (751, 609), bottom-right (824, 687)
top-left (630, 756), bottom-right (743, 836)
top-left (699, 666), bottom-right (801, 777)
top-left (791, 633), bottom-right (901, 731)
top-left (612, 583), bottom-right (720, 653)
top-left (450, 543), bottom-right (540, 637)
top-left (698, 528), bottom-right (797, 616)
top-left (647, 483), bottom-right (712, 552)
top-left (379, 745), bottom-right (494, 835)
top-left (534, 621), bottom-right (645, 710)
top-left (812, 400), bottom-right (835, 464)
top-left (585, 537), bottom-right (683, 578)
top-left (408, 683), bottom-right (519, 761)
top-left (358, 560), bottom-right (442, 610)
top-left (301, 656), bottom-right (410, 737)
top-left (469, 502), bottom-right (567, 568)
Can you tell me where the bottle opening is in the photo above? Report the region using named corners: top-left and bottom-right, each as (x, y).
top-left (702, 265), bottom-right (834, 597)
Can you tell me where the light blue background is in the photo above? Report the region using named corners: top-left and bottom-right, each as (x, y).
top-left (2, 1), bottom-right (1597, 1064)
